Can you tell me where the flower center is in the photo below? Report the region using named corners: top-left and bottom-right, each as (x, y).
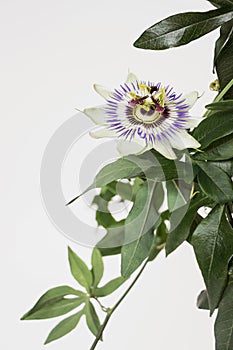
top-left (134, 105), bottom-right (160, 123)
top-left (129, 84), bottom-right (166, 124)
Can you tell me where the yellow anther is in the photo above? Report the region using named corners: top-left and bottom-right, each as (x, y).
top-left (129, 91), bottom-right (137, 99)
top-left (152, 88), bottom-right (166, 107)
top-left (158, 88), bottom-right (166, 107)
top-left (139, 83), bottom-right (150, 92)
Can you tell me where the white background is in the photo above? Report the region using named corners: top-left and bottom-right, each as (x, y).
top-left (1, 0), bottom-right (219, 349)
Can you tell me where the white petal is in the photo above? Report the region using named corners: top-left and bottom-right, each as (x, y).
top-left (185, 116), bottom-right (202, 128)
top-left (93, 84), bottom-right (114, 100)
top-left (126, 72), bottom-right (138, 86)
top-left (183, 91), bottom-right (199, 110)
top-left (83, 107), bottom-right (106, 125)
top-left (153, 139), bottom-right (177, 160)
top-left (89, 126), bottom-right (117, 139)
top-left (170, 130), bottom-right (201, 150)
top-left (117, 138), bottom-right (146, 156)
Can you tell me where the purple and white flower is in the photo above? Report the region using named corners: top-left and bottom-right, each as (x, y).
top-left (83, 73), bottom-right (201, 159)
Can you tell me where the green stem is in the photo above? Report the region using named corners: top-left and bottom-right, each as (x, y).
top-left (93, 297), bottom-right (108, 313)
top-left (204, 78), bottom-right (233, 118)
top-left (89, 259), bottom-right (149, 350)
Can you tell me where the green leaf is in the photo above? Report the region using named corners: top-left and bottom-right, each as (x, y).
top-left (121, 181), bottom-right (161, 277)
top-left (121, 231), bottom-right (154, 277)
top-left (192, 205), bottom-right (233, 313)
top-left (97, 220), bottom-right (125, 256)
top-left (166, 180), bottom-right (191, 212)
top-left (208, 0), bottom-right (233, 8)
top-left (165, 194), bottom-right (210, 255)
top-left (131, 177), bottom-right (145, 200)
top-left (205, 100), bottom-right (233, 111)
top-left (216, 26), bottom-right (233, 99)
top-left (197, 290), bottom-right (210, 310)
top-left (133, 8), bottom-right (233, 50)
top-left (85, 301), bottom-right (101, 337)
top-left (214, 19), bottom-right (233, 65)
top-left (192, 110), bottom-right (233, 149)
top-left (44, 310), bottom-right (84, 344)
top-left (193, 134), bottom-right (233, 161)
top-left (211, 159), bottom-right (233, 176)
top-left (116, 181), bottom-right (133, 201)
top-left (67, 152), bottom-right (193, 205)
top-left (21, 286), bottom-right (86, 320)
top-left (196, 161), bottom-right (233, 203)
top-left (94, 277), bottom-right (127, 297)
top-left (92, 182), bottom-right (117, 228)
top-left (148, 213), bottom-right (168, 261)
top-left (215, 273), bottom-right (233, 350)
top-left (91, 248), bottom-right (104, 289)
top-left (68, 247), bottom-right (92, 292)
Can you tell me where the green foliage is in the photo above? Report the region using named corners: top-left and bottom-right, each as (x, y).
top-left (68, 247), bottom-right (93, 292)
top-left (196, 161), bottom-right (233, 203)
top-left (91, 248), bottom-right (104, 289)
top-left (121, 181), bottom-right (162, 277)
top-left (44, 310), bottom-right (84, 344)
top-left (22, 247), bottom-right (127, 343)
top-left (165, 193), bottom-right (210, 255)
top-left (208, 0), bottom-right (233, 8)
top-left (214, 269), bottom-right (233, 350)
top-left (205, 100), bottom-right (233, 111)
top-left (97, 220), bottom-right (125, 256)
top-left (192, 110), bottom-right (233, 149)
top-left (67, 151), bottom-right (194, 205)
top-left (21, 286), bottom-right (86, 320)
top-left (22, 3), bottom-right (233, 349)
top-left (197, 290), bottom-right (210, 310)
top-left (192, 205), bottom-right (233, 314)
top-left (148, 211), bottom-right (168, 261)
top-left (85, 301), bottom-right (101, 336)
top-left (194, 135), bottom-right (233, 161)
top-left (94, 277), bottom-right (127, 297)
top-left (214, 19), bottom-right (233, 65)
top-left (215, 21), bottom-right (233, 99)
top-left (92, 182), bottom-right (117, 228)
top-left (166, 180), bottom-right (190, 212)
top-left (134, 8), bottom-right (233, 50)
